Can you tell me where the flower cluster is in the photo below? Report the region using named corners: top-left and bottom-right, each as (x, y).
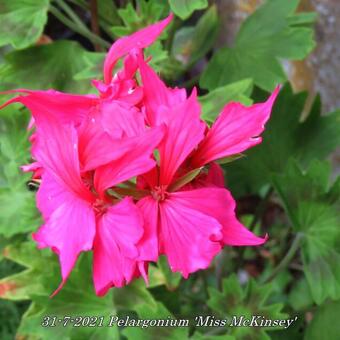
top-left (1, 14), bottom-right (279, 296)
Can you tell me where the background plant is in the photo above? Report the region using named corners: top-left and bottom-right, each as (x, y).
top-left (0, 0), bottom-right (339, 339)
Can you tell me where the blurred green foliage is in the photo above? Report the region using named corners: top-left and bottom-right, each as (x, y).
top-left (0, 0), bottom-right (339, 339)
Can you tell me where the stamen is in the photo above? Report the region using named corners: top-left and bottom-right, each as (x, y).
top-left (92, 199), bottom-right (109, 215)
top-left (151, 186), bottom-right (168, 201)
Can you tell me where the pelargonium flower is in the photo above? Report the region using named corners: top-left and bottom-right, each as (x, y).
top-left (31, 108), bottom-right (164, 296)
top-left (133, 58), bottom-right (279, 277)
top-left (0, 13), bottom-right (280, 296)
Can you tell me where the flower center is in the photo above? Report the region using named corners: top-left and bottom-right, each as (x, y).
top-left (92, 198), bottom-right (109, 215)
top-left (151, 185), bottom-right (168, 202)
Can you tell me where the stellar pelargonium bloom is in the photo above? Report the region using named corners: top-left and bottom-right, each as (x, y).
top-left (0, 13), bottom-right (279, 296)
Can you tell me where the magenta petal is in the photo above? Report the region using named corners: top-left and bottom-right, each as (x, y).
top-left (33, 190), bottom-right (96, 295)
top-left (79, 131), bottom-right (139, 172)
top-left (159, 90), bottom-right (206, 186)
top-left (136, 196), bottom-right (159, 262)
top-left (0, 89), bottom-right (97, 127)
top-left (99, 100), bottom-right (145, 137)
top-left (93, 198), bottom-right (144, 296)
top-left (188, 162), bottom-right (225, 190)
top-left (138, 56), bottom-right (186, 126)
top-left (171, 188), bottom-right (267, 246)
top-left (33, 120), bottom-right (93, 202)
top-left (94, 126), bottom-right (164, 195)
top-left (21, 162), bottom-right (40, 173)
top-left (36, 171), bottom-right (75, 220)
top-left (103, 14), bottom-right (173, 83)
top-left (204, 163), bottom-right (225, 187)
top-left (191, 86), bottom-right (280, 167)
top-left (78, 101), bottom-right (150, 171)
top-left (159, 196), bottom-right (222, 278)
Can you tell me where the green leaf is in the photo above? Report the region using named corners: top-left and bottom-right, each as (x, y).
top-left (172, 6), bottom-right (219, 66)
top-left (74, 51), bottom-right (106, 81)
top-left (111, 0), bottom-right (169, 37)
top-left (169, 0), bottom-right (208, 20)
top-left (0, 40), bottom-right (92, 93)
top-left (157, 256), bottom-right (182, 290)
top-left (200, 0), bottom-right (316, 91)
top-left (0, 298), bottom-right (23, 340)
top-left (226, 84), bottom-right (340, 196)
top-left (122, 302), bottom-right (189, 339)
top-left (305, 300), bottom-right (340, 340)
top-left (1, 243), bottom-right (118, 340)
top-left (287, 12), bottom-right (318, 26)
top-left (97, 0), bottom-right (120, 26)
top-left (288, 278), bottom-right (313, 311)
top-left (0, 242), bottom-right (52, 300)
top-left (113, 279), bottom-right (157, 312)
top-left (0, 109), bottom-right (40, 238)
top-left (192, 333), bottom-right (236, 340)
top-left (273, 160), bottom-right (340, 305)
top-left (107, 1), bottom-right (172, 76)
top-left (267, 314), bottom-right (305, 340)
top-left (208, 274), bottom-right (287, 339)
top-left (0, 0), bottom-right (49, 49)
top-left (199, 79), bottom-right (253, 123)
top-left (75, 45), bottom-right (170, 82)
top-left (145, 41), bottom-right (170, 73)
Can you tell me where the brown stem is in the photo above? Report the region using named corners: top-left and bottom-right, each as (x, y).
top-left (90, 0), bottom-right (102, 51)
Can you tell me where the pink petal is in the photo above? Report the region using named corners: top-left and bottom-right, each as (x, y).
top-left (137, 166), bottom-right (159, 190)
top-left (158, 90), bottom-right (206, 186)
top-left (80, 131), bottom-right (137, 172)
top-left (98, 52), bottom-right (144, 105)
top-left (138, 56), bottom-right (186, 126)
top-left (93, 198), bottom-right (144, 295)
top-left (0, 89), bottom-right (97, 128)
top-left (79, 99), bottom-right (145, 141)
top-left (171, 188), bottom-right (267, 246)
top-left (191, 86), bottom-right (280, 167)
top-left (20, 161), bottom-right (41, 175)
top-left (203, 162), bottom-right (225, 187)
top-left (103, 14), bottom-right (173, 83)
top-left (33, 185), bottom-right (96, 296)
top-left (27, 116), bottom-right (35, 130)
top-left (136, 196), bottom-right (159, 262)
top-left (99, 100), bottom-right (145, 137)
top-left (78, 100), bottom-right (148, 171)
top-left (33, 119), bottom-right (93, 202)
top-left (159, 195), bottom-right (222, 278)
top-left (94, 126), bottom-right (164, 195)
top-left (181, 162), bottom-right (225, 191)
top-left (36, 171), bottom-right (75, 220)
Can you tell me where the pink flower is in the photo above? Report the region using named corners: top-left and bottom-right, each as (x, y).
top-left (32, 110), bottom-right (163, 296)
top-left (0, 12), bottom-right (280, 295)
top-left (0, 13), bottom-right (174, 170)
top-left (135, 59), bottom-right (279, 277)
top-left (0, 14), bottom-right (173, 296)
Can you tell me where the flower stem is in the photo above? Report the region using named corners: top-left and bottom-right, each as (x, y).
top-left (263, 232), bottom-right (303, 283)
top-left (49, 4), bottom-right (110, 49)
top-left (68, 0), bottom-right (120, 36)
top-left (55, 0), bottom-right (86, 29)
top-left (89, 0), bottom-right (102, 51)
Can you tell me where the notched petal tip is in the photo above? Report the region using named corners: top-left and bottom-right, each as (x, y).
top-left (103, 13), bottom-right (174, 84)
